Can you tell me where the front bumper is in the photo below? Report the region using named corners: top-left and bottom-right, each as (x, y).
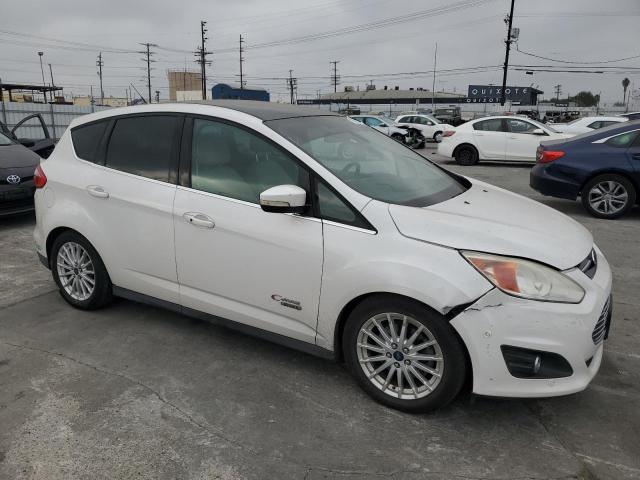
top-left (0, 184), bottom-right (35, 216)
top-left (451, 246), bottom-right (612, 398)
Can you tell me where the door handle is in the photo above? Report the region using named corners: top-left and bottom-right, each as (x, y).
top-left (183, 212), bottom-right (215, 229)
top-left (86, 185), bottom-right (109, 198)
top-left (632, 153), bottom-right (640, 160)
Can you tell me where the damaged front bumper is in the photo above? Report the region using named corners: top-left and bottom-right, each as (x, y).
top-left (450, 247), bottom-right (612, 398)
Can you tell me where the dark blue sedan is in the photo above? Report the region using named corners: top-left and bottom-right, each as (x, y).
top-left (530, 120), bottom-right (640, 219)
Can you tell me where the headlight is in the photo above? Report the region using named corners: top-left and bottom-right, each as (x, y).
top-left (461, 251), bottom-right (585, 304)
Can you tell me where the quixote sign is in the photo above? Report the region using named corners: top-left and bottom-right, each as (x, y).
top-left (467, 85), bottom-right (533, 104)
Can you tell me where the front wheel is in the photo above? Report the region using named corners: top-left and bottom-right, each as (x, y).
top-left (433, 131), bottom-right (443, 143)
top-left (391, 133), bottom-right (405, 144)
top-left (581, 174), bottom-right (636, 219)
top-left (51, 231), bottom-right (113, 310)
top-left (343, 296), bottom-right (467, 413)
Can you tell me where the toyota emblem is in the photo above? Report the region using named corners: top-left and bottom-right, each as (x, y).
top-left (6, 174), bottom-right (21, 185)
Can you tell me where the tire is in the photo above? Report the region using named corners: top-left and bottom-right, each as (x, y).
top-left (343, 296), bottom-right (467, 413)
top-left (51, 231), bottom-right (113, 310)
top-left (391, 133), bottom-right (405, 144)
top-left (454, 145), bottom-right (479, 166)
top-left (581, 174), bottom-right (636, 219)
top-left (433, 131), bottom-right (443, 143)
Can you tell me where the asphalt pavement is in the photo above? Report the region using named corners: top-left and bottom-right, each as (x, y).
top-left (0, 145), bottom-right (638, 480)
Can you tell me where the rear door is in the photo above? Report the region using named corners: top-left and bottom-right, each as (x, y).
top-left (472, 118), bottom-right (506, 160)
top-left (74, 114), bottom-right (182, 303)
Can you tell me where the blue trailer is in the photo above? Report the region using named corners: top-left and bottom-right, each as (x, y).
top-left (212, 83), bottom-right (270, 102)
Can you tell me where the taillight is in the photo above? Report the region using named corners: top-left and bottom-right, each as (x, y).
top-left (34, 164), bottom-right (47, 188)
top-left (537, 147), bottom-right (565, 164)
top-left (442, 131), bottom-right (455, 137)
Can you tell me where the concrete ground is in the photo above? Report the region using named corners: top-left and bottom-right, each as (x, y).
top-left (0, 145), bottom-right (638, 480)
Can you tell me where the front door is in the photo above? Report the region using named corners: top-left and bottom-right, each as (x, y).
top-left (173, 117), bottom-right (323, 343)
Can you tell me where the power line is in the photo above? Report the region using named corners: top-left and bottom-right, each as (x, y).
top-left (515, 46), bottom-right (640, 65)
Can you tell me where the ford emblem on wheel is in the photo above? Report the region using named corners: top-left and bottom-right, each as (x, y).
top-left (6, 174), bottom-right (21, 184)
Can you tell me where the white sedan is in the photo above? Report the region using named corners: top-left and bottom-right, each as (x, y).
top-left (437, 115), bottom-right (571, 165)
top-left (395, 113), bottom-right (453, 142)
top-left (551, 116), bottom-right (627, 135)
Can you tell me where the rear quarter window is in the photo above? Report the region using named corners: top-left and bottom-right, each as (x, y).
top-left (71, 121), bottom-right (109, 162)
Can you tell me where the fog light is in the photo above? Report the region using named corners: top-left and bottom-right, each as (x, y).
top-left (501, 345), bottom-right (573, 379)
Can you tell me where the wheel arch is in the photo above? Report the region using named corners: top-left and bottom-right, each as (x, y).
top-left (332, 291), bottom-right (471, 364)
top-left (579, 169), bottom-right (639, 199)
top-left (45, 226), bottom-right (111, 277)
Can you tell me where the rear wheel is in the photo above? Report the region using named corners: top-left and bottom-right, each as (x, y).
top-left (454, 145), bottom-right (479, 166)
top-left (51, 231), bottom-right (113, 310)
top-left (343, 296), bottom-right (467, 413)
top-left (581, 174), bottom-right (636, 219)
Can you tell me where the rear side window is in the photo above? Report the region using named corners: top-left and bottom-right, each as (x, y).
top-left (474, 119), bottom-right (504, 132)
top-left (71, 121), bottom-right (108, 162)
top-left (605, 131), bottom-right (639, 148)
top-left (105, 115), bottom-right (179, 182)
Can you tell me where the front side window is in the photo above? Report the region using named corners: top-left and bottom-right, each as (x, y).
top-left (105, 115), bottom-right (178, 182)
top-left (506, 119), bottom-right (538, 134)
top-left (316, 179), bottom-right (370, 229)
top-left (267, 116), bottom-right (467, 207)
top-left (72, 120), bottom-right (108, 163)
top-left (0, 132), bottom-right (14, 146)
top-left (364, 117), bottom-right (384, 128)
top-left (190, 118), bottom-right (309, 204)
top-left (474, 119), bottom-right (504, 132)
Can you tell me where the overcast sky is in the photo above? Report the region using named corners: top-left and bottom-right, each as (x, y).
top-left (1, 0), bottom-right (638, 105)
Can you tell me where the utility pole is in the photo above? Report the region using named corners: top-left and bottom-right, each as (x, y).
top-left (96, 52), bottom-right (104, 105)
top-left (287, 70), bottom-right (297, 104)
top-left (194, 21), bottom-right (212, 100)
top-left (500, 0), bottom-right (516, 106)
top-left (330, 60), bottom-right (340, 93)
top-left (38, 52), bottom-right (47, 103)
top-left (48, 63), bottom-right (55, 101)
top-left (139, 43), bottom-right (157, 103)
top-left (431, 42), bottom-right (438, 111)
top-left (239, 34), bottom-right (245, 90)
top-left (554, 84), bottom-right (562, 102)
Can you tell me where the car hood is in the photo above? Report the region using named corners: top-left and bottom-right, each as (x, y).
top-left (388, 180), bottom-right (592, 270)
top-left (0, 144), bottom-right (41, 168)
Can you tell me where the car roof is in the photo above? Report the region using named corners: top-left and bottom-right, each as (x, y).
top-left (70, 100), bottom-right (340, 128)
top-left (578, 116), bottom-right (626, 122)
top-left (545, 119), bottom-right (640, 145)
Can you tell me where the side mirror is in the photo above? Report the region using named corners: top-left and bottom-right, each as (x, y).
top-left (532, 128), bottom-right (546, 135)
top-left (260, 185), bottom-right (307, 214)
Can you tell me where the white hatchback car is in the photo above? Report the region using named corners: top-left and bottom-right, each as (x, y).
top-left (33, 101), bottom-right (612, 412)
top-left (395, 113), bottom-right (453, 143)
top-left (438, 115), bottom-right (570, 165)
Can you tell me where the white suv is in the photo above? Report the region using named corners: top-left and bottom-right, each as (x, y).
top-left (33, 101), bottom-right (612, 412)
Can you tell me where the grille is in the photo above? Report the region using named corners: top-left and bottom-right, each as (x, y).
top-left (577, 249), bottom-right (597, 279)
top-left (592, 296), bottom-right (611, 345)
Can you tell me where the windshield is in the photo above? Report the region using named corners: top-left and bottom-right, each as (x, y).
top-left (0, 132), bottom-right (14, 146)
top-left (266, 116), bottom-right (467, 207)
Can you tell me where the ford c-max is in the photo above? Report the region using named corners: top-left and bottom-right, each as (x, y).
top-left (33, 101), bottom-right (612, 412)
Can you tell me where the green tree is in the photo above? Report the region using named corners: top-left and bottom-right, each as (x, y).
top-left (569, 91), bottom-right (600, 107)
top-left (622, 77), bottom-right (630, 105)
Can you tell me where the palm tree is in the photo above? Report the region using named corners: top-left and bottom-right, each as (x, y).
top-left (622, 77), bottom-right (630, 105)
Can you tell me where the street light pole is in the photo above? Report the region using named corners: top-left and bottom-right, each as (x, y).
top-left (38, 52), bottom-right (47, 103)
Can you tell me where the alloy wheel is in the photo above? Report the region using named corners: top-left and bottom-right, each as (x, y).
top-left (588, 181), bottom-right (628, 215)
top-left (356, 313), bottom-right (444, 400)
top-left (56, 242), bottom-right (96, 301)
